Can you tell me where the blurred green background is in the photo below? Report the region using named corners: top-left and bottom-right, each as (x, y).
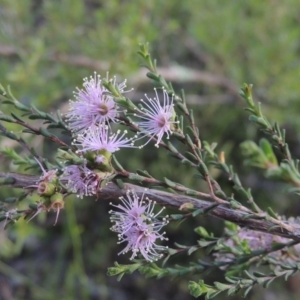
top-left (1, 0), bottom-right (300, 299)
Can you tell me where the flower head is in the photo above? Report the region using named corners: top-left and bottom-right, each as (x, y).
top-left (109, 190), bottom-right (168, 262)
top-left (59, 164), bottom-right (99, 198)
top-left (136, 89), bottom-right (176, 147)
top-left (73, 125), bottom-right (135, 154)
top-left (66, 73), bottom-right (127, 133)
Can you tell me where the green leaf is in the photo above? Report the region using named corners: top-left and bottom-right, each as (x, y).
top-left (206, 290), bottom-right (221, 299)
top-left (136, 169), bottom-right (153, 178)
top-left (163, 177), bottom-right (177, 188)
top-left (192, 208), bottom-right (203, 217)
top-left (259, 138), bottom-right (278, 165)
top-left (214, 282), bottom-right (230, 291)
top-left (10, 112), bottom-right (24, 122)
top-left (0, 114), bottom-right (15, 122)
top-left (244, 270), bottom-right (256, 280)
top-left (115, 179), bottom-right (124, 189)
top-left (203, 203), bottom-right (220, 214)
top-left (284, 270), bottom-right (295, 281)
top-left (227, 285), bottom-right (238, 296)
top-left (107, 261), bottom-right (141, 281)
top-left (128, 173), bottom-right (145, 181)
top-left (267, 207), bottom-right (278, 219)
top-left (14, 101), bottom-right (30, 111)
top-left (4, 197), bottom-right (17, 203)
top-left (248, 115), bottom-right (268, 127)
top-left (263, 278), bottom-right (276, 288)
top-left (39, 127), bottom-right (53, 137)
top-left (188, 246), bottom-right (199, 255)
top-left (112, 155), bottom-right (125, 171)
top-left (253, 271), bottom-right (266, 277)
top-left (188, 280), bottom-right (207, 297)
top-left (139, 264), bottom-right (164, 278)
top-left (146, 72), bottom-right (159, 81)
top-left (169, 214), bottom-right (184, 220)
top-left (243, 286), bottom-right (253, 297)
top-left (194, 226), bottom-right (210, 237)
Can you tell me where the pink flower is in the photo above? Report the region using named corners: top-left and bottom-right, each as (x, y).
top-left (60, 164), bottom-right (99, 198)
top-left (109, 190), bottom-right (168, 262)
top-left (66, 73), bottom-right (127, 133)
top-left (116, 222), bottom-right (168, 262)
top-left (73, 125), bottom-right (135, 154)
top-left (136, 89), bottom-right (176, 147)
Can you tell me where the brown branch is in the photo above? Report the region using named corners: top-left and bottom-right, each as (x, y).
top-left (1, 172), bottom-right (300, 241)
top-left (47, 53), bottom-right (110, 70)
top-left (0, 44), bottom-right (110, 70)
top-left (0, 44), bottom-right (238, 95)
top-left (0, 172), bottom-right (39, 188)
top-left (130, 66), bottom-right (238, 95)
top-left (0, 45), bottom-right (18, 56)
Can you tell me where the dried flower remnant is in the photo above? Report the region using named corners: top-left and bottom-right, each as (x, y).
top-left (109, 190), bottom-right (169, 262)
top-left (66, 73), bottom-right (128, 133)
top-left (50, 193), bottom-right (65, 226)
top-left (27, 201), bottom-right (47, 223)
top-left (136, 89), bottom-right (176, 147)
top-left (26, 158), bottom-right (58, 196)
top-left (59, 164), bottom-right (99, 198)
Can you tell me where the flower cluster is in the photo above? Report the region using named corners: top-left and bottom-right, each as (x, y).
top-left (109, 190), bottom-right (169, 262)
top-left (64, 73), bottom-right (137, 193)
top-left (66, 73), bottom-right (176, 153)
top-left (61, 73), bottom-right (176, 260)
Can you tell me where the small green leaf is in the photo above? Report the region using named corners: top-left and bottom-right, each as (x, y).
top-left (112, 155), bottom-right (125, 171)
top-left (243, 286), bottom-right (253, 297)
top-left (194, 226), bottom-right (210, 237)
top-left (169, 214), bottom-right (184, 220)
top-left (128, 173), bottom-right (145, 181)
top-left (29, 203), bottom-right (38, 210)
top-left (115, 179), bottom-right (124, 189)
top-left (214, 282), bottom-right (230, 291)
top-left (164, 177), bottom-right (177, 188)
top-left (259, 138), bottom-right (278, 165)
top-left (40, 127), bottom-right (53, 137)
top-left (192, 208), bottom-right (203, 217)
top-left (4, 197), bottom-right (17, 203)
top-left (136, 169), bottom-right (153, 178)
top-left (227, 285), bottom-right (238, 296)
top-left (263, 278), bottom-right (276, 288)
top-left (267, 207), bottom-right (278, 219)
top-left (188, 246), bottom-right (198, 256)
top-left (188, 280), bottom-right (206, 297)
top-left (146, 72), bottom-right (159, 81)
top-left (0, 114), bottom-right (15, 122)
